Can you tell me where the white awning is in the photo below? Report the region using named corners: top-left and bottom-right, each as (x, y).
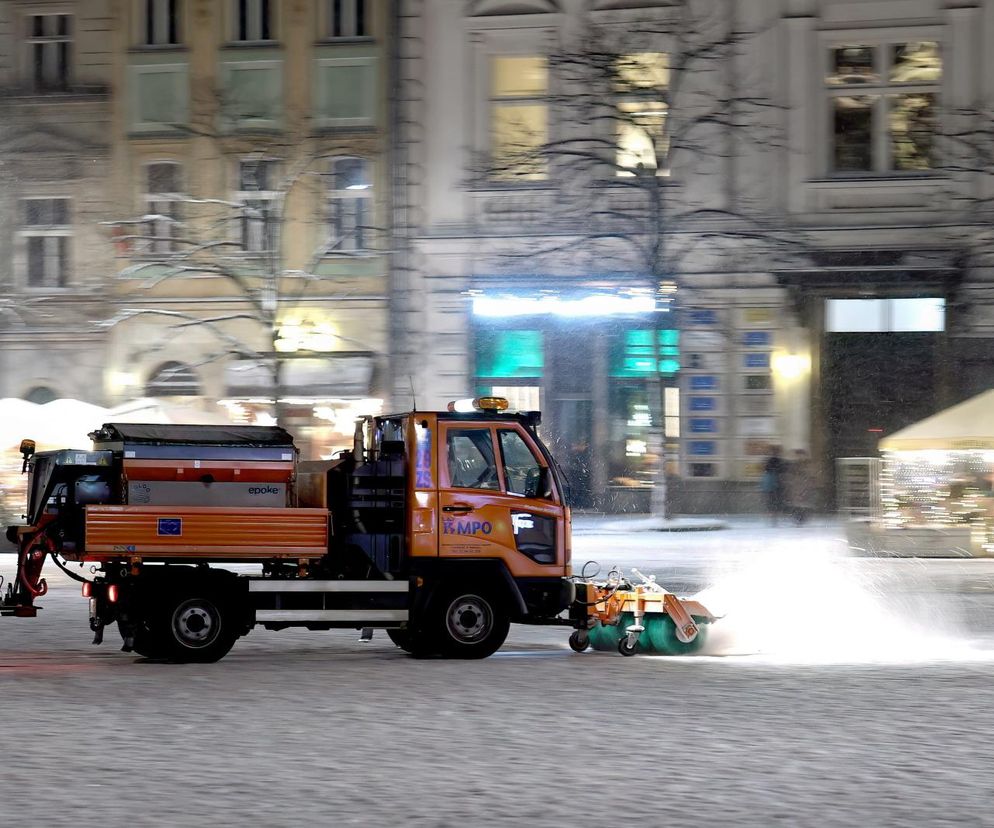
top-left (880, 389), bottom-right (994, 451)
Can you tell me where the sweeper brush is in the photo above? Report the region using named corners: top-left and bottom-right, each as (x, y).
top-left (569, 568), bottom-right (717, 657)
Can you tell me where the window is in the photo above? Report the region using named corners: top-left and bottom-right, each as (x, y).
top-left (326, 157), bottom-right (371, 252)
top-left (236, 159), bottom-right (280, 252)
top-left (234, 0), bottom-right (272, 42)
top-left (614, 52), bottom-right (669, 176)
top-left (490, 56), bottom-right (548, 180)
top-left (475, 330), bottom-right (543, 378)
top-left (447, 429), bottom-right (499, 490)
top-left (827, 41), bottom-right (941, 173)
top-left (145, 162), bottom-right (182, 254)
top-left (20, 198), bottom-right (71, 288)
top-left (499, 430), bottom-right (544, 497)
top-left (144, 0), bottom-right (180, 46)
top-left (329, 0), bottom-right (368, 38)
top-left (826, 297), bottom-right (945, 332)
top-left (146, 362), bottom-right (201, 396)
top-left (27, 14), bottom-right (71, 91)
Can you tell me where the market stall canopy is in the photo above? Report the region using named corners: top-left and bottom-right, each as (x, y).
top-left (879, 389), bottom-right (994, 451)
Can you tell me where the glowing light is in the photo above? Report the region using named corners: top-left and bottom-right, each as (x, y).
top-left (772, 352), bottom-right (810, 380)
top-left (108, 372), bottom-right (138, 393)
top-left (472, 294), bottom-right (657, 318)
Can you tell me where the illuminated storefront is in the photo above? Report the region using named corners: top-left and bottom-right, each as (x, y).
top-left (469, 288), bottom-right (678, 510)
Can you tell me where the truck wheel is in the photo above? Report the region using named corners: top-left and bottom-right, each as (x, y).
top-left (154, 587), bottom-right (239, 663)
top-left (386, 628), bottom-right (414, 652)
top-left (432, 587), bottom-right (509, 659)
top-left (118, 619), bottom-right (167, 660)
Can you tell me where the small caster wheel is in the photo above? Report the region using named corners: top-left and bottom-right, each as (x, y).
top-left (568, 631), bottom-right (590, 653)
top-left (618, 637), bottom-right (639, 657)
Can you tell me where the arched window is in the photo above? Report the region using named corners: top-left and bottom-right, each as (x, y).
top-left (24, 386), bottom-right (58, 404)
top-left (146, 361), bottom-right (200, 396)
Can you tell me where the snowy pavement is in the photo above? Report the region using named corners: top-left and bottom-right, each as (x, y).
top-left (3, 518), bottom-right (994, 825)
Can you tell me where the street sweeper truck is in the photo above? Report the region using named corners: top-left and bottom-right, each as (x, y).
top-left (1, 397), bottom-right (715, 661)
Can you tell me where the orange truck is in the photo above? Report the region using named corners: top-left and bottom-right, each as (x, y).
top-left (2, 397), bottom-right (713, 662)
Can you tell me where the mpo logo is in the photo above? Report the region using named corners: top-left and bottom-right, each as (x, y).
top-left (249, 486), bottom-right (281, 495)
top-left (443, 519), bottom-right (493, 536)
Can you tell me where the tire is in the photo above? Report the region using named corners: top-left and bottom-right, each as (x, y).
top-left (568, 630), bottom-right (590, 653)
top-left (618, 636), bottom-right (639, 657)
top-left (150, 584), bottom-right (239, 663)
top-left (118, 619), bottom-right (168, 660)
top-left (429, 586), bottom-right (510, 659)
top-left (386, 628), bottom-right (414, 652)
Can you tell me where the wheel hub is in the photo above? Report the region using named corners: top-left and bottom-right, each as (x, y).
top-left (446, 596), bottom-right (492, 643)
top-left (173, 600), bottom-right (218, 647)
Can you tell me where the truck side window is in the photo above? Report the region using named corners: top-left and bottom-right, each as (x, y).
top-left (447, 429), bottom-right (499, 490)
top-left (498, 430), bottom-right (545, 498)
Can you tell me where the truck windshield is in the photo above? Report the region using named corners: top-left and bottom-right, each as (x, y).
top-left (447, 429), bottom-right (499, 490)
top-left (498, 429), bottom-right (545, 498)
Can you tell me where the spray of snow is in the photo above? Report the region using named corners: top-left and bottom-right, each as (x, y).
top-left (691, 538), bottom-right (985, 664)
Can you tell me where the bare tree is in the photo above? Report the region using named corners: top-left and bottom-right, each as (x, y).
top-left (479, 1), bottom-right (809, 516)
top-left (102, 116), bottom-right (383, 426)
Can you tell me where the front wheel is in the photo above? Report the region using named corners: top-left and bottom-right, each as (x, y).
top-left (428, 587), bottom-right (510, 659)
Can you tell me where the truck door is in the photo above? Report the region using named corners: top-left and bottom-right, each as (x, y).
top-left (438, 422), bottom-right (567, 577)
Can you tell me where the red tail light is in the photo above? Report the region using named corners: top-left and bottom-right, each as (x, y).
top-left (107, 584), bottom-right (119, 603)
top-left (81, 582), bottom-right (92, 598)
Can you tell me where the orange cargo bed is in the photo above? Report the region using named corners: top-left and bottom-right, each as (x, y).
top-left (80, 505), bottom-right (329, 562)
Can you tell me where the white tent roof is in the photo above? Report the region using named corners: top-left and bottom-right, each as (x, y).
top-left (879, 389), bottom-right (994, 451)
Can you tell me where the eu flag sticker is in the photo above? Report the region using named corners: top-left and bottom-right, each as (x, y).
top-left (157, 518), bottom-right (182, 537)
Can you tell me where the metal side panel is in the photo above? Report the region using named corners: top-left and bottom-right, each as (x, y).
top-left (255, 609), bottom-right (409, 623)
top-left (248, 580), bottom-right (409, 593)
top-left (83, 505), bottom-right (329, 559)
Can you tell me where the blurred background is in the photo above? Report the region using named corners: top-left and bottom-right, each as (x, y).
top-left (0, 0), bottom-right (990, 537)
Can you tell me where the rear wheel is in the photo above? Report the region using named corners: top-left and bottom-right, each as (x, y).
top-left (150, 583), bottom-right (239, 663)
top-left (386, 628), bottom-right (413, 652)
top-left (428, 586), bottom-right (510, 659)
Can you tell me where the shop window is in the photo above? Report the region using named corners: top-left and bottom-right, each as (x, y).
top-left (610, 329), bottom-right (679, 377)
top-left (827, 41), bottom-right (940, 173)
top-left (447, 429), bottom-right (499, 490)
top-left (490, 56), bottom-right (548, 180)
top-left (745, 375), bottom-right (772, 391)
top-left (475, 330), bottom-right (543, 378)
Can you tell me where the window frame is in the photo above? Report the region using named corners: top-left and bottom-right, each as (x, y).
top-left (824, 34), bottom-right (942, 177)
top-left (444, 425), bottom-right (503, 492)
top-left (142, 0), bottom-right (181, 47)
top-left (496, 427), bottom-right (548, 499)
top-left (488, 54), bottom-right (550, 182)
top-left (143, 161), bottom-right (184, 255)
top-left (325, 156), bottom-right (373, 253)
top-left (231, 0), bottom-right (274, 44)
top-left (18, 196), bottom-right (72, 291)
top-left (234, 157), bottom-right (282, 254)
top-left (612, 51), bottom-right (670, 178)
top-left (325, 0), bottom-right (370, 40)
top-left (24, 11), bottom-right (72, 92)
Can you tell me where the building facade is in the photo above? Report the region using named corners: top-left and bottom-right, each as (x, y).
top-left (0, 0), bottom-right (390, 460)
top-left (391, 0), bottom-right (994, 512)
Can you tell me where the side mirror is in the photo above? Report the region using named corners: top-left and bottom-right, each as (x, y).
top-left (19, 439), bottom-right (35, 474)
